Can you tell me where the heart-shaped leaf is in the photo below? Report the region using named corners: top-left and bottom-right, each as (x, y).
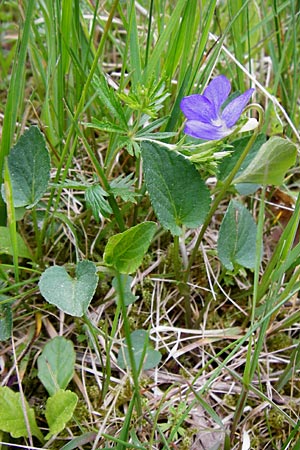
top-left (45, 389), bottom-right (78, 440)
top-left (37, 336), bottom-right (76, 396)
top-left (117, 330), bottom-right (161, 371)
top-left (39, 260), bottom-right (98, 316)
top-left (141, 142), bottom-right (210, 236)
top-left (217, 200), bottom-right (258, 270)
top-left (103, 222), bottom-right (156, 274)
top-left (2, 126), bottom-right (50, 208)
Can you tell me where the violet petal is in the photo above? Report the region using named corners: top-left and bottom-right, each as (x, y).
top-left (184, 120), bottom-right (230, 141)
top-left (221, 88), bottom-right (255, 128)
top-left (180, 94), bottom-right (216, 123)
top-left (203, 75), bottom-right (231, 116)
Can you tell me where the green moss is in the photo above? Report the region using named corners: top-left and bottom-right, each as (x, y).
top-left (267, 333), bottom-right (293, 353)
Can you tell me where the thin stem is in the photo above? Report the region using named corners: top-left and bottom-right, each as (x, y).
top-left (184, 105), bottom-right (264, 283)
top-left (116, 271), bottom-right (142, 419)
top-left (83, 314), bottom-right (106, 404)
top-left (230, 186), bottom-right (266, 443)
top-left (173, 234), bottom-right (193, 327)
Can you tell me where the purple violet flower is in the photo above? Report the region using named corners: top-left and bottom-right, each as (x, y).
top-left (180, 75), bottom-right (255, 141)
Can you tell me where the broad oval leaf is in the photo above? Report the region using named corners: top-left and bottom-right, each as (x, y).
top-left (39, 260), bottom-right (98, 317)
top-left (45, 389), bottom-right (78, 440)
top-left (117, 330), bottom-right (162, 371)
top-left (0, 386), bottom-right (43, 441)
top-left (217, 200), bottom-right (258, 270)
top-left (37, 336), bottom-right (76, 396)
top-left (103, 222), bottom-right (156, 274)
top-left (0, 226), bottom-right (32, 259)
top-left (141, 142), bottom-right (210, 235)
top-left (233, 136), bottom-right (297, 185)
top-left (2, 126), bottom-right (50, 208)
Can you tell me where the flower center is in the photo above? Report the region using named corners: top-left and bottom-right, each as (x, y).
top-left (211, 116), bottom-right (225, 127)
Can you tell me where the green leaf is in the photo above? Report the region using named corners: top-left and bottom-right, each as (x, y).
top-left (141, 142), bottom-right (210, 235)
top-left (45, 389), bottom-right (78, 440)
top-left (59, 432), bottom-right (97, 450)
top-left (117, 330), bottom-right (161, 371)
top-left (0, 226), bottom-right (32, 259)
top-left (37, 336), bottom-right (76, 396)
top-left (85, 184), bottom-right (112, 221)
top-left (218, 134), bottom-right (266, 181)
top-left (0, 297), bottom-right (12, 341)
top-left (217, 200), bottom-right (258, 271)
top-left (2, 126), bottom-right (50, 208)
top-left (112, 274), bottom-right (138, 306)
top-left (103, 222), bottom-right (156, 274)
top-left (0, 386), bottom-right (43, 441)
top-left (109, 173), bottom-right (137, 203)
top-left (39, 260), bottom-right (98, 317)
top-left (87, 118), bottom-right (128, 134)
top-left (233, 136), bottom-right (297, 185)
top-left (92, 74), bottom-right (127, 127)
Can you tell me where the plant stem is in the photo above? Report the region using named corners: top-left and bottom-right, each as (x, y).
top-left (230, 186), bottom-right (266, 443)
top-left (116, 271), bottom-right (142, 419)
top-left (174, 234), bottom-right (193, 327)
top-left (184, 115), bottom-right (262, 284)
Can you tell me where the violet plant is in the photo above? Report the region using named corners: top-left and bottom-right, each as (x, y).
top-left (141, 74), bottom-right (296, 328)
top-left (180, 74), bottom-right (255, 141)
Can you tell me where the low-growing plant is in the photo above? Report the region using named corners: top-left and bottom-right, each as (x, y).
top-left (1, 1), bottom-right (300, 448)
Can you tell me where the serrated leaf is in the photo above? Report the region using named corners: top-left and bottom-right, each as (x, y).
top-left (110, 173), bottom-right (137, 203)
top-left (37, 336), bottom-right (76, 396)
top-left (87, 118), bottom-right (128, 134)
top-left (135, 116), bottom-right (170, 136)
top-left (0, 386), bottom-right (43, 441)
top-left (0, 226), bottom-right (32, 259)
top-left (85, 184), bottom-right (112, 220)
top-left (0, 298), bottom-right (12, 341)
top-left (217, 200), bottom-right (258, 270)
top-left (93, 74), bottom-right (127, 127)
top-left (103, 222), bottom-right (156, 274)
top-left (45, 389), bottom-right (78, 440)
top-left (112, 274), bottom-right (138, 306)
top-left (39, 260), bottom-right (98, 317)
top-left (117, 330), bottom-right (161, 371)
top-left (234, 136), bottom-right (297, 185)
top-left (141, 142), bottom-right (210, 236)
top-left (2, 126), bottom-right (50, 208)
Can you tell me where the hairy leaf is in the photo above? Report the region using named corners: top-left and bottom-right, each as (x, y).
top-left (85, 184), bottom-right (112, 221)
top-left (2, 126), bottom-right (50, 208)
top-left (142, 142), bottom-right (210, 235)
